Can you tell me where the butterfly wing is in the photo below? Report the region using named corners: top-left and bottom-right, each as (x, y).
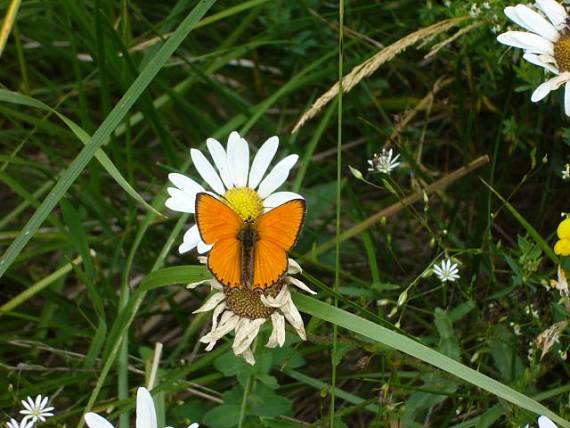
top-left (252, 199), bottom-right (306, 288)
top-left (195, 193), bottom-right (242, 287)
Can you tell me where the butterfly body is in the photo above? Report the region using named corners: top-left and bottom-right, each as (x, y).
top-left (195, 192), bottom-right (305, 289)
top-left (237, 221), bottom-right (259, 287)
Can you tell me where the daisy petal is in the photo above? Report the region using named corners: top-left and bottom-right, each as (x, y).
top-left (188, 424), bottom-right (200, 428)
top-left (536, 0), bottom-right (568, 30)
top-left (84, 413), bottom-right (115, 428)
top-left (514, 5), bottom-right (559, 42)
top-left (538, 416), bottom-right (558, 428)
top-left (287, 258), bottom-right (302, 274)
top-left (168, 173), bottom-right (204, 198)
top-left (523, 52), bottom-right (559, 73)
top-left (263, 191), bottom-right (304, 208)
top-left (165, 188), bottom-right (196, 213)
top-left (287, 277), bottom-right (317, 295)
top-left (179, 224), bottom-right (200, 254)
top-left (207, 138), bottom-right (234, 189)
top-left (227, 132), bottom-right (250, 187)
top-left (136, 387), bottom-right (158, 428)
top-left (565, 82), bottom-right (570, 116)
top-left (504, 6), bottom-right (528, 29)
top-left (258, 154), bottom-right (299, 199)
top-left (191, 149), bottom-right (225, 195)
top-left (248, 136), bottom-right (279, 189)
top-left (197, 241), bottom-right (213, 254)
top-left (531, 73), bottom-right (570, 101)
top-left (241, 348), bottom-right (256, 365)
top-left (497, 31), bottom-right (554, 55)
top-left (193, 291), bottom-right (225, 313)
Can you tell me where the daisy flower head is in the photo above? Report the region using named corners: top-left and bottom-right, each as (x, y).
top-left (367, 148), bottom-right (400, 174)
top-left (84, 387), bottom-right (199, 428)
top-left (497, 0), bottom-right (570, 115)
top-left (433, 258), bottom-right (460, 283)
top-left (554, 217), bottom-right (570, 256)
top-left (189, 257), bottom-right (316, 365)
top-left (19, 395), bottom-right (54, 424)
top-left (166, 131), bottom-right (302, 255)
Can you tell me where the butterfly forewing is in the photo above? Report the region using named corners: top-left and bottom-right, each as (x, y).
top-left (195, 193), bottom-right (242, 287)
top-left (252, 199), bottom-right (305, 288)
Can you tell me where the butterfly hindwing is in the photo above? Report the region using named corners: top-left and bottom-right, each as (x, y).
top-left (252, 199), bottom-right (305, 288)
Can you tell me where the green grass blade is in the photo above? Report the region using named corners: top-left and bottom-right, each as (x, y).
top-left (293, 294), bottom-right (570, 427)
top-left (0, 0), bottom-right (216, 279)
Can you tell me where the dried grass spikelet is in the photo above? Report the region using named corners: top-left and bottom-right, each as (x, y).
top-left (291, 17), bottom-right (468, 134)
top-left (535, 320), bottom-right (568, 360)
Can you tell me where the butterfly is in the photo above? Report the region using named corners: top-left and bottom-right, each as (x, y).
top-left (194, 192), bottom-right (305, 289)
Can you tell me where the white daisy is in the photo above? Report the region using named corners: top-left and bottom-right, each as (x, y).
top-left (19, 396), bottom-right (54, 424)
top-left (84, 387), bottom-right (198, 428)
top-left (367, 148), bottom-right (400, 174)
top-left (189, 257), bottom-right (316, 365)
top-left (497, 0), bottom-right (570, 115)
top-left (166, 131), bottom-right (303, 255)
top-left (6, 419), bottom-right (34, 428)
top-left (433, 258), bottom-right (460, 283)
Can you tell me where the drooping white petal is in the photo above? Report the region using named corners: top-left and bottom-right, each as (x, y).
top-left (186, 279), bottom-right (211, 289)
top-left (226, 131), bottom-right (250, 187)
top-left (287, 258), bottom-right (302, 274)
top-left (287, 276), bottom-right (317, 295)
top-left (84, 413), bottom-right (115, 428)
top-left (261, 285), bottom-right (290, 308)
top-left (197, 241), bottom-right (213, 254)
top-left (233, 318), bottom-right (266, 355)
top-left (538, 416), bottom-right (558, 428)
top-left (497, 31), bottom-right (554, 55)
top-left (248, 136), bottom-right (279, 189)
top-left (136, 387), bottom-right (158, 428)
top-left (281, 298), bottom-right (306, 340)
top-left (531, 73), bottom-right (570, 101)
top-left (188, 424), bottom-right (200, 428)
top-left (266, 313), bottom-right (286, 348)
top-left (263, 191), bottom-right (304, 208)
top-left (165, 188), bottom-right (196, 213)
top-left (190, 149), bottom-right (225, 195)
top-left (241, 348), bottom-right (256, 365)
top-left (206, 138), bottom-right (234, 189)
top-left (210, 302), bottom-right (227, 332)
top-left (565, 82), bottom-right (570, 116)
top-left (179, 224), bottom-right (200, 254)
top-left (514, 5), bottom-right (559, 42)
top-left (193, 291), bottom-right (225, 313)
top-left (523, 52), bottom-right (559, 73)
top-left (536, 0), bottom-right (568, 30)
top-left (257, 154), bottom-right (299, 199)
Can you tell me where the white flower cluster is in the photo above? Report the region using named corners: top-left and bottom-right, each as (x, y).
top-left (5, 395), bottom-right (54, 428)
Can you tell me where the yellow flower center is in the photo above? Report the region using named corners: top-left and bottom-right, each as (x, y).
top-left (554, 35), bottom-right (570, 72)
top-left (224, 187), bottom-right (263, 220)
top-left (224, 282), bottom-right (283, 319)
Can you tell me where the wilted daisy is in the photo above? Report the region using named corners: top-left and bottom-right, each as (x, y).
top-left (19, 396), bottom-right (54, 424)
top-left (368, 148), bottom-right (400, 174)
top-left (550, 265), bottom-right (569, 297)
top-left (166, 131), bottom-right (302, 254)
top-left (433, 258), bottom-right (460, 283)
top-left (497, 0), bottom-right (570, 115)
top-left (554, 217), bottom-right (570, 255)
top-left (189, 257), bottom-right (316, 365)
top-left (84, 387), bottom-right (198, 428)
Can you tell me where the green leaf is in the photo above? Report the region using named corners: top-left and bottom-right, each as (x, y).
top-left (203, 404), bottom-right (241, 428)
top-left (0, 0), bottom-right (217, 279)
top-left (293, 294), bottom-right (570, 427)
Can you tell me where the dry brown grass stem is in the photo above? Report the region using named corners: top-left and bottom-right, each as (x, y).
top-left (310, 155), bottom-right (490, 256)
top-left (291, 17), bottom-right (468, 134)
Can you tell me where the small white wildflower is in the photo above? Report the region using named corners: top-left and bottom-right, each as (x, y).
top-left (6, 419), bottom-right (34, 428)
top-left (562, 164), bottom-right (570, 180)
top-left (470, 4), bottom-right (481, 17)
top-left (433, 259), bottom-right (460, 283)
top-left (19, 395), bottom-right (54, 423)
top-left (510, 321), bottom-right (522, 336)
top-left (367, 148), bottom-right (400, 174)
top-left (559, 349), bottom-right (567, 360)
top-left (525, 304), bottom-right (539, 319)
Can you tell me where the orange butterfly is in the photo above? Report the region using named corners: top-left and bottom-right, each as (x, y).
top-left (195, 192), bottom-right (305, 289)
